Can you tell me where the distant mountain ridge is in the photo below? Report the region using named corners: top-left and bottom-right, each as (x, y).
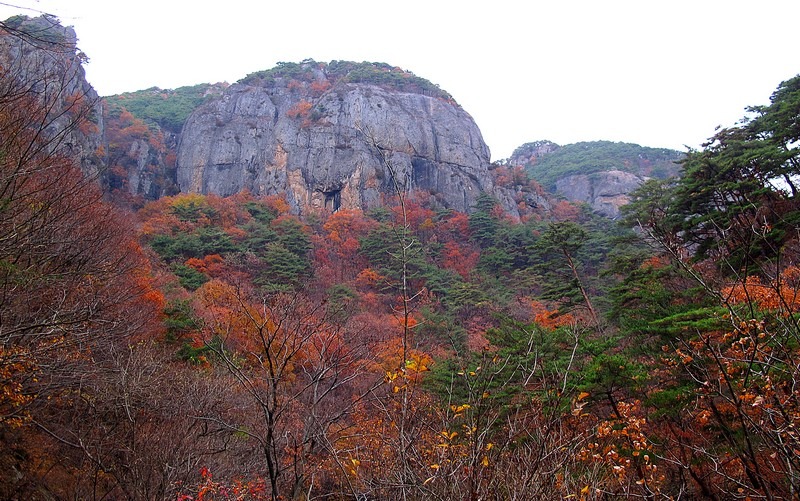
top-left (100, 59), bottom-right (685, 219)
top-left (173, 59), bottom-right (509, 215)
top-left (0, 16), bottom-right (685, 218)
top-left (506, 140), bottom-right (684, 217)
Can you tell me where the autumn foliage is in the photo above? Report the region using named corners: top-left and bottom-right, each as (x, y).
top-left (0, 32), bottom-right (166, 498)
top-left (5, 21), bottom-right (800, 500)
top-left (8, 142), bottom-right (800, 499)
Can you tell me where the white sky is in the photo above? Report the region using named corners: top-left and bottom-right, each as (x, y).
top-left (1, 0), bottom-right (799, 160)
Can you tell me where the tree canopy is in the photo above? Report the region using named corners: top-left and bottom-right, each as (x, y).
top-left (3, 16), bottom-right (800, 499)
top-left (627, 73), bottom-right (800, 270)
top-left (524, 140), bottom-right (683, 190)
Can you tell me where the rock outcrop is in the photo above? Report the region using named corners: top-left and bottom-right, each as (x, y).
top-left (506, 140), bottom-right (560, 168)
top-left (508, 140), bottom-right (683, 218)
top-left (554, 170), bottom-right (646, 218)
top-left (119, 131), bottom-right (180, 199)
top-left (176, 61), bottom-right (502, 215)
top-left (0, 15), bottom-right (104, 176)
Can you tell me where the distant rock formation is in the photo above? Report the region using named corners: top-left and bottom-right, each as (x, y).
top-left (175, 61), bottom-right (507, 215)
top-left (508, 140), bottom-right (683, 218)
top-left (554, 170), bottom-right (646, 218)
top-left (2, 15), bottom-right (680, 222)
top-left (506, 140), bottom-right (560, 168)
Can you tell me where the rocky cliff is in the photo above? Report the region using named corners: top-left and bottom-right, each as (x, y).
top-left (175, 61), bottom-right (502, 214)
top-left (0, 15), bottom-right (104, 176)
top-left (506, 140), bottom-right (560, 168)
top-left (509, 140), bottom-right (683, 218)
top-left (554, 170), bottom-right (646, 218)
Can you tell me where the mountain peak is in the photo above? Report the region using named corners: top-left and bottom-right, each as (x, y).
top-left (173, 60), bottom-right (507, 215)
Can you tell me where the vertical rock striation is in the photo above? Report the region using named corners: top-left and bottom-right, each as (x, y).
top-left (175, 62), bottom-right (502, 214)
top-left (0, 15), bottom-right (104, 176)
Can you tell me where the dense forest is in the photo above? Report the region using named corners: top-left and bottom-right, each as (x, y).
top-left (2, 14), bottom-right (800, 501)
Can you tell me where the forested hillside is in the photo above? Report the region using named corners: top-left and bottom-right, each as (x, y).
top-left (505, 141), bottom-right (684, 218)
top-left (2, 14), bottom-right (800, 501)
top-left (101, 59), bottom-right (502, 216)
top-left (515, 140), bottom-right (682, 190)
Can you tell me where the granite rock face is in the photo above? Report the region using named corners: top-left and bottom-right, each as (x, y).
top-left (554, 170), bottom-right (645, 218)
top-left (176, 64), bottom-right (501, 214)
top-left (506, 140), bottom-right (560, 168)
top-left (122, 132), bottom-right (180, 199)
top-left (507, 140), bottom-right (683, 218)
top-left (0, 16), bottom-right (104, 176)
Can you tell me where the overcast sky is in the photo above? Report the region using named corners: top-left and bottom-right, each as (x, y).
top-left (2, 0), bottom-right (798, 160)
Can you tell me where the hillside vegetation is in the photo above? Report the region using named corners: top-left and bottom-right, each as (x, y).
top-left (240, 59), bottom-right (454, 101)
top-left (2, 14), bottom-right (800, 501)
top-left (104, 83), bottom-right (227, 133)
top-left (519, 140), bottom-right (683, 190)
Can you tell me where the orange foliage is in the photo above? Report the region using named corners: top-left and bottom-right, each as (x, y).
top-left (578, 400), bottom-right (663, 496)
top-left (309, 79), bottom-right (331, 95)
top-left (323, 209), bottom-right (376, 243)
top-left (390, 313), bottom-right (419, 330)
top-left (722, 266), bottom-right (800, 314)
top-left (271, 213), bottom-right (311, 236)
top-left (0, 346), bottom-right (35, 428)
top-left (138, 193), bottom-right (256, 238)
top-left (137, 197), bottom-right (184, 236)
top-left (465, 318), bottom-right (491, 352)
top-left (320, 209), bottom-right (377, 282)
top-left (355, 268), bottom-right (384, 288)
top-left (262, 193), bottom-right (291, 215)
top-left (186, 254), bottom-right (226, 277)
top-left (286, 100), bottom-right (313, 120)
top-left (440, 241), bottom-right (479, 279)
top-left (640, 255), bottom-right (669, 270)
top-left (128, 242), bottom-right (167, 333)
top-left (552, 200), bottom-right (581, 222)
top-left (660, 271), bottom-right (800, 498)
top-left (286, 79), bottom-right (303, 92)
top-left (147, 128), bottom-right (166, 153)
top-left (205, 193), bottom-right (253, 230)
top-left (432, 211), bottom-right (472, 245)
top-left (491, 165), bottom-right (529, 188)
top-left (193, 279), bottom-right (266, 353)
top-left (342, 388), bottom-right (441, 492)
top-left (108, 108), bottom-right (152, 145)
top-left (392, 196), bottom-right (436, 233)
top-left (177, 467), bottom-right (269, 500)
top-left (374, 336), bottom-right (432, 385)
top-left (530, 300), bottom-right (575, 330)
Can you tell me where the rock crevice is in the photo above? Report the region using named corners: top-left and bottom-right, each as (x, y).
top-left (175, 69), bottom-right (500, 214)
